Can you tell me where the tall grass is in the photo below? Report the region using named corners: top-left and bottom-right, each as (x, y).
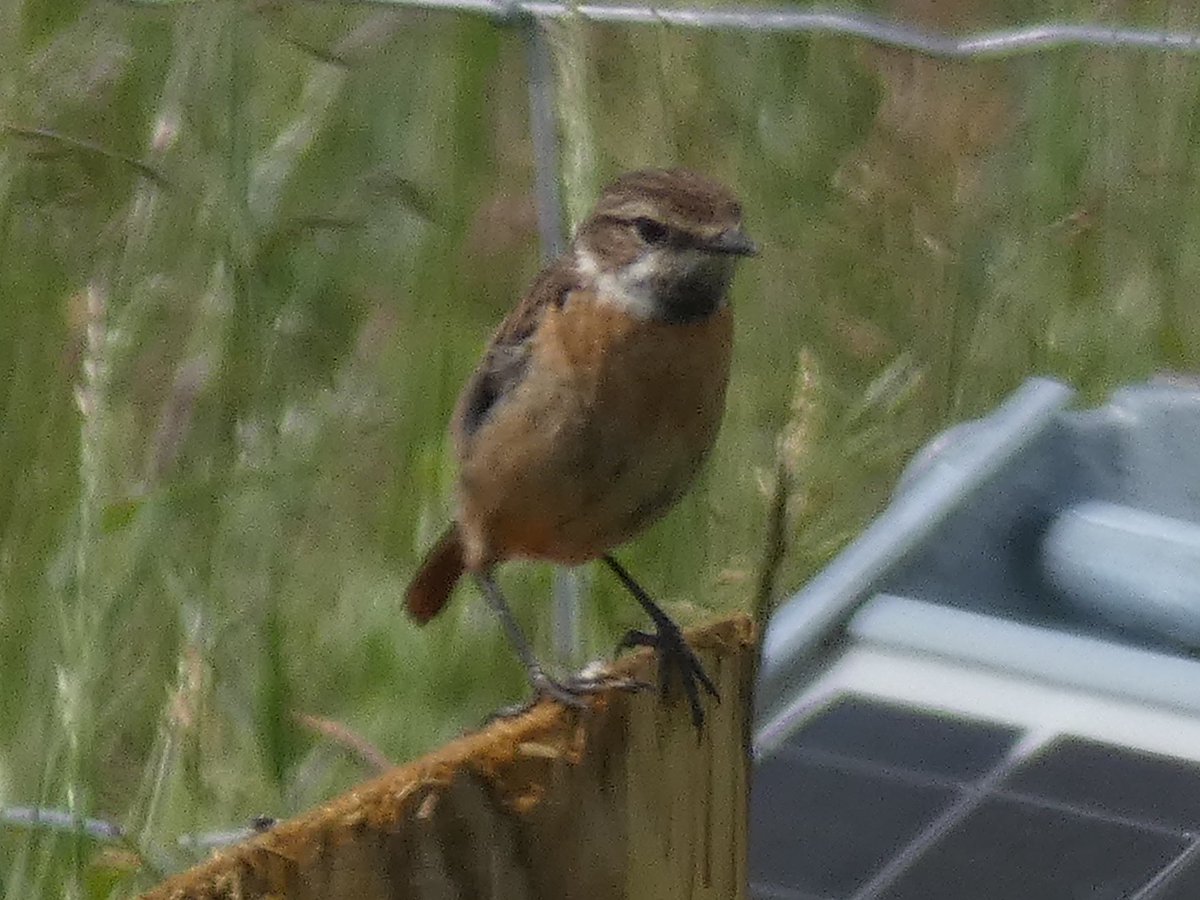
top-left (2, 0), bottom-right (1200, 894)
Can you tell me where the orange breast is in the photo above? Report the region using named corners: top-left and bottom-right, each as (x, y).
top-left (455, 298), bottom-right (732, 569)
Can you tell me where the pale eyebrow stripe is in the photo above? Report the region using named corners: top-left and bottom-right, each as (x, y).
top-left (599, 200), bottom-right (661, 220)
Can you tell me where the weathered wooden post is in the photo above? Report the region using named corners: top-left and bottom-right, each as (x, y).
top-left (144, 615), bottom-right (756, 900)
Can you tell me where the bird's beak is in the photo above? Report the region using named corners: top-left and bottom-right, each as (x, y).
top-left (705, 226), bottom-right (759, 257)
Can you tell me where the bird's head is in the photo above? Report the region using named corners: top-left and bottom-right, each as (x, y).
top-left (572, 168), bottom-right (757, 323)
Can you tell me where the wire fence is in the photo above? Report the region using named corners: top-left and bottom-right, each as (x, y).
top-left (11, 0), bottom-right (1200, 863)
top-left (384, 0), bottom-right (1200, 245)
top-left (367, 0), bottom-right (1200, 244)
top-left (373, 1), bottom-right (1200, 56)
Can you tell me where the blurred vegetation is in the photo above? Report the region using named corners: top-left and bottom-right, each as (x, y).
top-left (2, 0), bottom-right (1200, 894)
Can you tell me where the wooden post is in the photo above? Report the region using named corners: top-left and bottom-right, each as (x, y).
top-left (143, 614), bottom-right (756, 900)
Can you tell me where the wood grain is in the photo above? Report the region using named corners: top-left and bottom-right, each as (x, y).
top-left (142, 614), bottom-right (757, 900)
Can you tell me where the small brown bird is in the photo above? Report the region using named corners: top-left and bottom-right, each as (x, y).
top-left (406, 168), bottom-right (756, 728)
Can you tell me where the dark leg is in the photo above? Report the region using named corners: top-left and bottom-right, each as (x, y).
top-left (603, 555), bottom-right (719, 731)
top-left (475, 571), bottom-right (642, 710)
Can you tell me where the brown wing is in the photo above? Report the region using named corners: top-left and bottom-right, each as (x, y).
top-left (453, 256), bottom-right (576, 448)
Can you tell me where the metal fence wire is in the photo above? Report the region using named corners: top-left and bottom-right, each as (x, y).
top-left (358, 1), bottom-right (1200, 254)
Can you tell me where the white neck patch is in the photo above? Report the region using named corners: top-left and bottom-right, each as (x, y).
top-left (574, 246), bottom-right (722, 321)
top-left (575, 246), bottom-right (659, 319)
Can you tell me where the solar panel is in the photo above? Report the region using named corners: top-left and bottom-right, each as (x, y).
top-left (1004, 736), bottom-right (1200, 832)
top-left (752, 695), bottom-right (1200, 900)
top-left (754, 383), bottom-right (1200, 900)
top-left (875, 797), bottom-right (1188, 900)
top-left (785, 695), bottom-right (1021, 781)
top-left (1152, 848), bottom-right (1200, 900)
top-left (753, 753), bottom-right (955, 897)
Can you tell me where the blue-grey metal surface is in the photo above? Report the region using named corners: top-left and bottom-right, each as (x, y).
top-left (852, 595), bottom-right (1200, 718)
top-left (758, 376), bottom-right (1200, 729)
top-left (1044, 502), bottom-right (1200, 647)
top-left (757, 378), bottom-right (1076, 720)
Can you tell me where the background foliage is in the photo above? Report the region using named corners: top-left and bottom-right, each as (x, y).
top-left (2, 0), bottom-right (1200, 894)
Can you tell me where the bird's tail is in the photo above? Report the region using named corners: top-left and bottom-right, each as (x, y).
top-left (405, 524), bottom-right (466, 624)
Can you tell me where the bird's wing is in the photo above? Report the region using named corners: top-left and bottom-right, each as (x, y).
top-left (453, 256), bottom-right (576, 447)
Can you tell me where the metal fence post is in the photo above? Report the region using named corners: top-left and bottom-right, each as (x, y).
top-left (518, 9), bottom-right (582, 666)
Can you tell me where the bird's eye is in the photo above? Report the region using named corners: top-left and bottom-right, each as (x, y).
top-left (633, 217), bottom-right (669, 245)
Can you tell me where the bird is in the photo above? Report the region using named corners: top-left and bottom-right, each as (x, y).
top-left (405, 168), bottom-right (757, 729)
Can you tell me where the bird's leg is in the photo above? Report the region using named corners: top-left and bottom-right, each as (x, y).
top-left (603, 555), bottom-right (719, 731)
top-left (475, 572), bottom-right (643, 711)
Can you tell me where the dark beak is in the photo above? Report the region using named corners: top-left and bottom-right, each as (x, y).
top-left (705, 226), bottom-right (759, 257)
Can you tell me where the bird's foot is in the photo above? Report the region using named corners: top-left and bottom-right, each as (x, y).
top-left (618, 620), bottom-right (719, 732)
top-left (487, 665), bottom-right (648, 724)
top-left (530, 666), bottom-right (648, 707)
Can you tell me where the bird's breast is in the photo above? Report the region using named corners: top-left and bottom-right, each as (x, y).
top-left (455, 295), bottom-right (733, 567)
top-left (540, 294), bottom-right (732, 417)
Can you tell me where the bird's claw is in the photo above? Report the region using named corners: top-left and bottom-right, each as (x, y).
top-left (617, 629), bottom-right (657, 651)
top-left (617, 621), bottom-right (719, 732)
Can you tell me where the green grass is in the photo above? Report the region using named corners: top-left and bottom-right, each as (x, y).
top-left (3, 0), bottom-right (1200, 895)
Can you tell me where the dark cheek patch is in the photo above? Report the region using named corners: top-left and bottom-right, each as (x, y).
top-left (655, 272), bottom-right (724, 324)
